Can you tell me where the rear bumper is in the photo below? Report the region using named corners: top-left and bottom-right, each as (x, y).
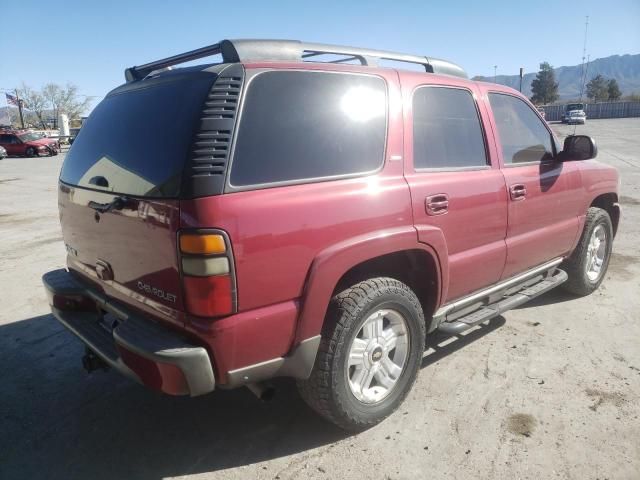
top-left (42, 268), bottom-right (215, 396)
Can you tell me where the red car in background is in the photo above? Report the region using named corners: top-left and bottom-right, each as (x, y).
top-left (0, 130), bottom-right (59, 157)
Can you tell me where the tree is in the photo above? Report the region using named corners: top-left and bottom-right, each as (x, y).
top-left (530, 62), bottom-right (559, 105)
top-left (42, 83), bottom-right (90, 127)
top-left (586, 75), bottom-right (608, 102)
top-left (607, 79), bottom-right (622, 101)
top-left (16, 83), bottom-right (48, 128)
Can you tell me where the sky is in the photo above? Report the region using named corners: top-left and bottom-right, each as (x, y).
top-left (2, 0), bottom-right (639, 113)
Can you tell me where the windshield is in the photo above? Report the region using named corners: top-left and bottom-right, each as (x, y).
top-left (566, 104), bottom-right (584, 111)
top-left (60, 74), bottom-right (216, 197)
top-left (18, 132), bottom-right (43, 142)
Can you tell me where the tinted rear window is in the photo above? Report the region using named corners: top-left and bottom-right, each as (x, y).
top-left (60, 75), bottom-right (215, 197)
top-left (230, 71), bottom-right (386, 188)
top-left (412, 87), bottom-right (487, 169)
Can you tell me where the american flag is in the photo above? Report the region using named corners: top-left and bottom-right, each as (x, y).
top-left (5, 93), bottom-right (19, 106)
top-left (5, 93), bottom-right (26, 108)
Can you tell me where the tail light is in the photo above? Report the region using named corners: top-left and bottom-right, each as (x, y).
top-left (178, 231), bottom-right (237, 317)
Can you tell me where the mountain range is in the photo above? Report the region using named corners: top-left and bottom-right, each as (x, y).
top-left (473, 54), bottom-right (640, 100)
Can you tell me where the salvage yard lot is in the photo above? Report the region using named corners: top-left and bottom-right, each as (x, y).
top-left (1, 118), bottom-right (639, 480)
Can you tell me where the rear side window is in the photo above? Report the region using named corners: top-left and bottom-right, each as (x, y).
top-left (60, 75), bottom-right (216, 197)
top-left (229, 71), bottom-right (386, 188)
top-left (412, 87), bottom-right (487, 169)
top-left (489, 93), bottom-right (554, 164)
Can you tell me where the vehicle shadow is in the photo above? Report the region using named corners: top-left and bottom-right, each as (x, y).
top-left (513, 288), bottom-right (578, 309)
top-left (0, 313), bottom-right (506, 480)
top-left (0, 314), bottom-right (346, 480)
top-left (422, 316), bottom-right (506, 369)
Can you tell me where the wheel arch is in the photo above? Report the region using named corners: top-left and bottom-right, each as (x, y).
top-left (295, 227), bottom-right (443, 344)
top-left (590, 192), bottom-right (620, 237)
top-left (332, 250), bottom-right (440, 333)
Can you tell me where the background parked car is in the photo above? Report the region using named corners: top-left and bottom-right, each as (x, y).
top-left (0, 145), bottom-right (7, 159)
top-left (561, 103), bottom-right (587, 124)
top-left (0, 130), bottom-right (59, 157)
top-left (536, 106), bottom-right (546, 119)
top-left (68, 127), bottom-right (81, 145)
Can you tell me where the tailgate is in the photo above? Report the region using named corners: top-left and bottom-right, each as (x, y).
top-left (55, 71), bottom-right (223, 325)
top-left (59, 184), bottom-right (184, 322)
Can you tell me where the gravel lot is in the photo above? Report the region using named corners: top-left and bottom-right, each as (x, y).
top-left (1, 119), bottom-right (639, 480)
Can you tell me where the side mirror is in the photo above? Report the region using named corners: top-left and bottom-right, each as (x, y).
top-left (560, 135), bottom-right (597, 161)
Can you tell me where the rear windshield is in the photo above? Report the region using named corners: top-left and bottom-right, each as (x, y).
top-left (60, 75), bottom-right (215, 197)
top-left (566, 103), bottom-right (584, 110)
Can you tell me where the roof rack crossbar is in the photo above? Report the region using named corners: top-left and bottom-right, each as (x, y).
top-left (328, 56), bottom-right (362, 64)
top-left (124, 39), bottom-right (467, 82)
top-left (302, 51), bottom-right (366, 65)
top-left (125, 42), bottom-right (223, 82)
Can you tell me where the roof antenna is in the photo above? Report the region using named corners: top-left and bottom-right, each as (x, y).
top-left (576, 15), bottom-right (589, 135)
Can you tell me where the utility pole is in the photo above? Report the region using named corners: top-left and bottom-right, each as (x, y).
top-left (579, 15), bottom-right (590, 99)
top-left (519, 68), bottom-right (524, 92)
top-left (583, 54), bottom-right (591, 98)
top-left (14, 89), bottom-right (25, 129)
top-left (494, 65), bottom-right (497, 84)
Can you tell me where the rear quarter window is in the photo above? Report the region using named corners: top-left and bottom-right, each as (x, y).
top-left (229, 70), bottom-right (387, 189)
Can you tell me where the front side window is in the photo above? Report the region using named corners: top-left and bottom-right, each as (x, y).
top-left (230, 71), bottom-right (387, 188)
top-left (489, 93), bottom-right (554, 164)
top-left (412, 87), bottom-right (487, 169)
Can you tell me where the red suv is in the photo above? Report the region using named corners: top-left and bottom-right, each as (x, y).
top-left (43, 39), bottom-right (620, 431)
top-left (0, 130), bottom-right (59, 157)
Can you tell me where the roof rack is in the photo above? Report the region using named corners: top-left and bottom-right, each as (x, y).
top-left (124, 39), bottom-right (467, 82)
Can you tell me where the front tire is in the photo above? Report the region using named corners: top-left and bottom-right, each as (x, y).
top-left (25, 147), bottom-right (36, 157)
top-left (562, 207), bottom-right (613, 296)
top-left (297, 277), bottom-right (426, 431)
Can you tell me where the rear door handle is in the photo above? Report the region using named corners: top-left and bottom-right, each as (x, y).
top-left (426, 194), bottom-right (449, 215)
top-left (509, 184), bottom-right (527, 201)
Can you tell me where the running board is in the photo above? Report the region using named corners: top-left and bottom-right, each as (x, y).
top-left (436, 268), bottom-right (568, 335)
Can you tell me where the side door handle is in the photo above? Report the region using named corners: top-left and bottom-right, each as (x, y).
top-left (509, 184), bottom-right (527, 201)
top-left (426, 194), bottom-right (449, 216)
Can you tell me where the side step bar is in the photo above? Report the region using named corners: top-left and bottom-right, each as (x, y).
top-left (436, 263), bottom-right (567, 335)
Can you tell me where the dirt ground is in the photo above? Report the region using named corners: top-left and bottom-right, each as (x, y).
top-left (1, 119), bottom-right (639, 480)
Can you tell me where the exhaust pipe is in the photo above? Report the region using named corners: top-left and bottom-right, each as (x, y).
top-left (82, 348), bottom-right (109, 373)
top-left (246, 382), bottom-right (276, 402)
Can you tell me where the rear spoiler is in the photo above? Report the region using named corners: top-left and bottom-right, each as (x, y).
top-left (124, 39), bottom-right (468, 82)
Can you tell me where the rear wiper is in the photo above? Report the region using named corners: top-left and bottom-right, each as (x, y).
top-left (88, 196), bottom-right (130, 214)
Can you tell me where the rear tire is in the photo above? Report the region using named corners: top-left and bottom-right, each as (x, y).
top-left (562, 207), bottom-right (613, 296)
top-left (25, 147), bottom-right (36, 157)
top-left (297, 277), bottom-right (425, 431)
